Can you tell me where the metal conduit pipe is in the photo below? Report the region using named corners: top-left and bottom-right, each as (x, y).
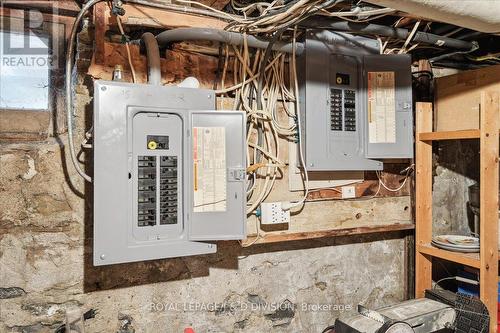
top-left (154, 28), bottom-right (305, 55)
top-left (300, 19), bottom-right (476, 51)
top-left (66, 0), bottom-right (107, 183)
top-left (141, 32), bottom-right (162, 85)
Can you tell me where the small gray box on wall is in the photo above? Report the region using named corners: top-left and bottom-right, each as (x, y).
top-left (298, 30), bottom-right (413, 171)
top-left (93, 81), bottom-right (246, 266)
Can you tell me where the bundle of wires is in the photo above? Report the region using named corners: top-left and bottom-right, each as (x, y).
top-left (226, 0), bottom-right (340, 33)
top-left (211, 0), bottom-right (406, 219)
top-left (216, 32), bottom-right (299, 215)
top-left (172, 0), bottom-right (398, 33)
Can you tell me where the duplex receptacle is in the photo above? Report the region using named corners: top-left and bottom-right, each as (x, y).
top-left (260, 202), bottom-right (291, 225)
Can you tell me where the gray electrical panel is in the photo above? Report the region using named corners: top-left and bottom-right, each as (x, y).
top-left (298, 30), bottom-right (413, 171)
top-left (93, 81), bottom-right (246, 266)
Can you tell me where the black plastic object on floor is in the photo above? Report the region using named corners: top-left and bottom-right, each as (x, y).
top-left (425, 289), bottom-right (457, 306)
top-left (454, 293), bottom-right (490, 333)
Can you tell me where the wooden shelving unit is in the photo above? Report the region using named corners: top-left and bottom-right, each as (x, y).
top-left (415, 92), bottom-right (500, 333)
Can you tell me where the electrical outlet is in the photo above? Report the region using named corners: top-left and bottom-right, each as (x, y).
top-left (341, 186), bottom-right (356, 199)
top-left (260, 202), bottom-right (291, 225)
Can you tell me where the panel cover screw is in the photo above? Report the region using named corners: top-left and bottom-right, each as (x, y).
top-left (100, 254), bottom-right (106, 260)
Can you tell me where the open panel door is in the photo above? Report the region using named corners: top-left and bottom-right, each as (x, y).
top-left (188, 111), bottom-right (247, 241)
top-left (362, 54), bottom-right (413, 159)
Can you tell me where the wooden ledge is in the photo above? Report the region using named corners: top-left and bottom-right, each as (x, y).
top-left (242, 223), bottom-right (414, 246)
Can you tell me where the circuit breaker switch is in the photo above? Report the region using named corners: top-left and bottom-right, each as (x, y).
top-left (160, 156), bottom-right (178, 225)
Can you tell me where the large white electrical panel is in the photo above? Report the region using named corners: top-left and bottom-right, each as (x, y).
top-left (93, 81), bottom-right (246, 266)
top-left (298, 31), bottom-right (414, 171)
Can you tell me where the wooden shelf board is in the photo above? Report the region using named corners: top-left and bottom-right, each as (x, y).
top-left (418, 243), bottom-right (500, 269)
top-left (418, 243), bottom-right (480, 268)
top-left (242, 223), bottom-right (414, 246)
top-left (418, 130), bottom-right (480, 141)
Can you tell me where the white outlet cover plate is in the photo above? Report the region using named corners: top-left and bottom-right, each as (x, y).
top-left (341, 186), bottom-right (356, 199)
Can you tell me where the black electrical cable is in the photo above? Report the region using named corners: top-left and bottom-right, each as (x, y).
top-left (213, 44), bottom-right (224, 91)
top-left (428, 41), bottom-right (479, 63)
top-left (455, 31), bottom-right (483, 41)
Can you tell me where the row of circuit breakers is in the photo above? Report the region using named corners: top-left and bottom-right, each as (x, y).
top-left (93, 31), bottom-right (413, 265)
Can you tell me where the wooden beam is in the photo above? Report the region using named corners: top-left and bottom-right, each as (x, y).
top-left (307, 168), bottom-right (411, 200)
top-left (415, 102), bottom-right (433, 298)
top-left (88, 42), bottom-right (221, 87)
top-left (118, 4), bottom-right (227, 29)
top-left (92, 3), bottom-right (228, 65)
top-left (93, 2), bottom-right (108, 65)
top-left (0, 110), bottom-right (50, 142)
top-left (199, 0), bottom-right (231, 10)
top-left (479, 91), bottom-right (499, 333)
top-left (243, 223), bottom-right (414, 246)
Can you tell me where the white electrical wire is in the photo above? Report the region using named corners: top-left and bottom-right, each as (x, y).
top-left (240, 217), bottom-right (262, 247)
top-left (231, 0), bottom-right (274, 16)
top-left (375, 165), bottom-right (413, 192)
top-left (398, 20), bottom-right (421, 54)
top-left (219, 24), bottom-right (314, 215)
top-left (217, 30), bottom-right (300, 216)
top-left (226, 1), bottom-right (395, 34)
top-left (228, 0), bottom-right (336, 33)
top-left (116, 14), bottom-right (137, 83)
top-left (173, 0), bottom-right (242, 21)
top-left (281, 26), bottom-right (309, 211)
top-left (321, 7), bottom-right (397, 23)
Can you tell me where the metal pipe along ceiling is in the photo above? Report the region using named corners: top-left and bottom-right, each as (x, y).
top-left (300, 19), bottom-right (476, 51)
top-left (154, 28), bottom-right (305, 55)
